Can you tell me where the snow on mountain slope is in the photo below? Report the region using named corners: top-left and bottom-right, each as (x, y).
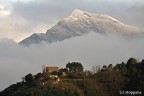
top-left (20, 9), bottom-right (142, 46)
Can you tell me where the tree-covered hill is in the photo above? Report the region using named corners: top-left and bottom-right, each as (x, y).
top-left (1, 58), bottom-right (144, 96)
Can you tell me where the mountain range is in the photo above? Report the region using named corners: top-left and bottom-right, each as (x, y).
top-left (20, 9), bottom-right (143, 46)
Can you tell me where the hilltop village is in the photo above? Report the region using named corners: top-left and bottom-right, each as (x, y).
top-left (22, 62), bottom-right (85, 86)
top-left (1, 58), bottom-right (144, 96)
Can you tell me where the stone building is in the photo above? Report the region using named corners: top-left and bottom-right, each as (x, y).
top-left (45, 67), bottom-right (59, 73)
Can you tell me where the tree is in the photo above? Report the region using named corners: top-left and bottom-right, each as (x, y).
top-left (141, 59), bottom-right (144, 71)
top-left (126, 58), bottom-right (138, 76)
top-left (107, 64), bottom-right (113, 71)
top-left (142, 59), bottom-right (144, 65)
top-left (35, 73), bottom-right (42, 80)
top-left (120, 62), bottom-right (127, 75)
top-left (127, 57), bottom-right (137, 69)
top-left (66, 62), bottom-right (84, 73)
top-left (113, 64), bottom-right (120, 71)
top-left (25, 73), bottom-right (33, 83)
top-left (102, 65), bottom-right (107, 71)
top-left (108, 64), bottom-right (113, 68)
top-left (25, 73), bottom-right (36, 87)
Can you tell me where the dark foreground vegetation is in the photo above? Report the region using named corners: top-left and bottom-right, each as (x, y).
top-left (1, 58), bottom-right (144, 96)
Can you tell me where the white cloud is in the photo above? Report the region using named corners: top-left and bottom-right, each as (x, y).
top-left (0, 5), bottom-right (11, 16)
top-left (0, 32), bottom-right (144, 91)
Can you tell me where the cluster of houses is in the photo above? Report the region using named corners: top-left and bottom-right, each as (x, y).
top-left (37, 66), bottom-right (64, 85)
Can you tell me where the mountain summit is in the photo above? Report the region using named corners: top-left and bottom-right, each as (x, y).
top-left (20, 9), bottom-right (142, 46)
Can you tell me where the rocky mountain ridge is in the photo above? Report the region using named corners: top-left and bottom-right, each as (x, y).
top-left (20, 9), bottom-right (142, 46)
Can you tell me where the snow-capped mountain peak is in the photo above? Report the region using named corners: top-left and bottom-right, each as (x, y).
top-left (20, 9), bottom-right (143, 46)
top-left (70, 9), bottom-right (85, 17)
top-left (65, 9), bottom-right (123, 25)
top-left (71, 9), bottom-right (85, 15)
top-left (66, 9), bottom-right (91, 20)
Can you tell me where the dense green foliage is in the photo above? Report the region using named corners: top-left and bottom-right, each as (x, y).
top-left (66, 62), bottom-right (83, 73)
top-left (1, 57), bottom-right (144, 96)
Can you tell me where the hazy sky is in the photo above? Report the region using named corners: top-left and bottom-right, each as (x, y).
top-left (0, 0), bottom-right (144, 91)
top-left (0, 0), bottom-right (144, 42)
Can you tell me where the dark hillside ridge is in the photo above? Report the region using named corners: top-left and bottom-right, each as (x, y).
top-left (1, 58), bottom-right (144, 96)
